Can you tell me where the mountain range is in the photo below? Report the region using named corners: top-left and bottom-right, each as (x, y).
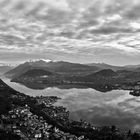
top-left (4, 60), bottom-right (140, 91)
top-left (5, 60), bottom-right (100, 78)
top-left (5, 60), bottom-right (140, 78)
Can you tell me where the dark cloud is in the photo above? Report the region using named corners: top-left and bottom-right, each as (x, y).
top-left (58, 31), bottom-right (75, 38)
top-left (42, 8), bottom-right (73, 25)
top-left (24, 1), bottom-right (47, 18)
top-left (123, 4), bottom-right (140, 20)
top-left (90, 26), bottom-right (135, 34)
top-left (12, 0), bottom-right (28, 11)
top-left (0, 0), bottom-right (11, 9)
top-left (0, 34), bottom-right (26, 46)
top-left (104, 0), bottom-right (130, 14)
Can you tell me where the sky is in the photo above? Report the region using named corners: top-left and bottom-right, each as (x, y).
top-left (0, 0), bottom-right (140, 65)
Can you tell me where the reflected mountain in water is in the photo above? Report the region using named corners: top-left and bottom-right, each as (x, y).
top-left (12, 81), bottom-right (113, 92)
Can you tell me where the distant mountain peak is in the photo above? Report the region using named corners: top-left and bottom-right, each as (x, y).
top-left (28, 59), bottom-right (53, 63)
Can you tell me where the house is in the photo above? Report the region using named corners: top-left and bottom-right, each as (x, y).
top-left (35, 133), bottom-right (42, 138)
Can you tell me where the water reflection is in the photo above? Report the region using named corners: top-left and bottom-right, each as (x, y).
top-left (3, 78), bottom-right (140, 131)
top-left (11, 81), bottom-right (113, 92)
top-left (13, 82), bottom-right (91, 90)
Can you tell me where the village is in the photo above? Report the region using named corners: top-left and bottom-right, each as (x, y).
top-left (0, 104), bottom-right (85, 140)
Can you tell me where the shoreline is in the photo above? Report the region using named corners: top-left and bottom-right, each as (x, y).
top-left (1, 77), bottom-right (140, 130)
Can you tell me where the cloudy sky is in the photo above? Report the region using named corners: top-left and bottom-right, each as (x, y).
top-left (0, 0), bottom-right (140, 65)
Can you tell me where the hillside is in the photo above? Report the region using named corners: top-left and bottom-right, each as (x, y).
top-left (5, 62), bottom-right (33, 78)
top-left (86, 63), bottom-right (140, 72)
top-left (0, 79), bottom-right (20, 114)
top-left (45, 61), bottom-right (100, 73)
top-left (77, 69), bottom-right (119, 87)
top-left (89, 69), bottom-right (118, 78)
top-left (86, 63), bottom-right (125, 71)
top-left (135, 67), bottom-right (140, 72)
top-left (11, 68), bottom-right (55, 86)
top-left (20, 69), bottom-right (53, 77)
top-left (0, 79), bottom-right (19, 95)
top-left (11, 67), bottom-right (140, 90)
top-left (5, 60), bottom-right (100, 78)
top-left (0, 66), bottom-right (13, 75)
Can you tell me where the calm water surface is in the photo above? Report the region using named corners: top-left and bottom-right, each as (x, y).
top-left (3, 78), bottom-right (140, 130)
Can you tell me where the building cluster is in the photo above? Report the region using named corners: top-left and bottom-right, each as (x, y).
top-left (35, 96), bottom-right (60, 106)
top-left (35, 96), bottom-right (69, 123)
top-left (0, 106), bottom-right (85, 140)
top-left (120, 81), bottom-right (140, 90)
top-left (42, 106), bottom-right (69, 123)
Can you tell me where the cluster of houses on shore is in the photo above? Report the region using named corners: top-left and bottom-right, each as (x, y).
top-left (0, 106), bottom-right (86, 140)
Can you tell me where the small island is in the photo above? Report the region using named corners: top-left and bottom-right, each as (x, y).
top-left (130, 90), bottom-right (140, 97)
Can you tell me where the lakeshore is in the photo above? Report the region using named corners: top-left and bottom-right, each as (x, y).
top-left (0, 78), bottom-right (140, 139)
top-left (2, 78), bottom-right (140, 131)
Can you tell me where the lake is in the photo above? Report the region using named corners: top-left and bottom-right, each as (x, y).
top-left (3, 78), bottom-right (140, 131)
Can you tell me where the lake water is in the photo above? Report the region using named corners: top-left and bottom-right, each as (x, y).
top-left (3, 78), bottom-right (140, 131)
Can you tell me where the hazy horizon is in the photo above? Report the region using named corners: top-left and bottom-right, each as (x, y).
top-left (0, 0), bottom-right (140, 65)
top-left (1, 58), bottom-right (140, 67)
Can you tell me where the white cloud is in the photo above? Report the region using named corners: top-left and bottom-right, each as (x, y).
top-left (130, 22), bottom-right (140, 30)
